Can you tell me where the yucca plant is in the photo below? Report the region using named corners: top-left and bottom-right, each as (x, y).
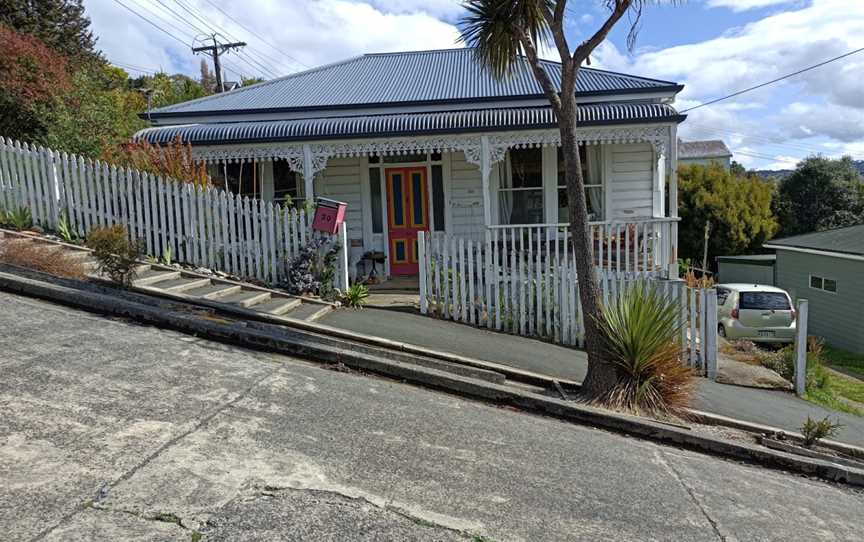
top-left (341, 283), bottom-right (369, 309)
top-left (56, 211), bottom-right (76, 243)
top-left (3, 206), bottom-right (33, 231)
top-left (593, 281), bottom-right (695, 417)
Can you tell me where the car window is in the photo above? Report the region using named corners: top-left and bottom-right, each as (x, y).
top-left (739, 292), bottom-right (790, 310)
top-left (717, 288), bottom-right (730, 305)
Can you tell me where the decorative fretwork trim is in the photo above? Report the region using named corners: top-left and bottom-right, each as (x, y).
top-left (192, 125), bottom-right (672, 171)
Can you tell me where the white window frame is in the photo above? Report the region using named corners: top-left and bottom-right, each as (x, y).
top-left (809, 274), bottom-right (838, 294)
top-left (496, 148), bottom-right (546, 225)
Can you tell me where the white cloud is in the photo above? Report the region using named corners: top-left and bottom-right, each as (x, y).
top-left (593, 0), bottom-right (864, 163)
top-left (706, 0), bottom-right (802, 12)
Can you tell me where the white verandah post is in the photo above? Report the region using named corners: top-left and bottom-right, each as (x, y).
top-left (480, 135), bottom-right (492, 228)
top-left (302, 143), bottom-right (315, 205)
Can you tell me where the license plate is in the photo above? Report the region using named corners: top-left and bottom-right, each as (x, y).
top-left (758, 330), bottom-right (775, 337)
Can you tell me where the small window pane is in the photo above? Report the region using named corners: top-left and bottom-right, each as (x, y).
top-left (509, 148), bottom-right (542, 188)
top-left (502, 190), bottom-right (544, 224)
top-left (558, 187), bottom-right (603, 223)
top-left (824, 278), bottom-right (837, 292)
top-left (382, 153), bottom-right (427, 164)
top-left (273, 159), bottom-right (300, 205)
top-left (368, 155), bottom-right (381, 164)
top-left (810, 275), bottom-right (822, 289)
top-left (369, 168), bottom-right (382, 233)
top-left (431, 152), bottom-right (442, 161)
top-left (431, 165), bottom-right (445, 231)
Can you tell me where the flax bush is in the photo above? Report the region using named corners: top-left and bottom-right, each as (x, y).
top-left (593, 281), bottom-right (695, 416)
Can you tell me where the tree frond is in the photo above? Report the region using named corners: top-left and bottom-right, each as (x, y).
top-left (457, 0), bottom-right (553, 79)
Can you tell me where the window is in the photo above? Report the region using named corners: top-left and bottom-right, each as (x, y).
top-left (272, 159), bottom-right (302, 206)
top-left (369, 168), bottom-right (383, 234)
top-left (431, 164), bottom-right (445, 231)
top-left (717, 287), bottom-right (731, 306)
top-left (209, 162), bottom-right (259, 198)
top-left (739, 292), bottom-right (791, 310)
top-left (557, 145), bottom-right (603, 222)
top-left (498, 147), bottom-right (544, 224)
top-left (810, 275), bottom-right (837, 293)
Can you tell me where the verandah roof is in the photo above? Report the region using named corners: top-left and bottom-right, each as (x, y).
top-left (135, 103), bottom-right (684, 146)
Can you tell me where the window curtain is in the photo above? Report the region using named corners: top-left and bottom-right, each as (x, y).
top-left (586, 146), bottom-right (603, 220)
top-left (497, 159), bottom-right (513, 225)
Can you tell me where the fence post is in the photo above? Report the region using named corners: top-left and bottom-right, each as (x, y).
top-left (337, 222), bottom-right (349, 291)
top-left (704, 288), bottom-right (718, 380)
top-left (418, 231), bottom-right (428, 314)
top-left (794, 299), bottom-right (809, 397)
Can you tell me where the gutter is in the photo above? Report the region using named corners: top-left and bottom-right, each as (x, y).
top-left (763, 244), bottom-right (864, 262)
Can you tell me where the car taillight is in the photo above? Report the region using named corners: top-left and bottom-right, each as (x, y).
top-left (731, 307), bottom-right (739, 320)
top-left (791, 308), bottom-right (796, 321)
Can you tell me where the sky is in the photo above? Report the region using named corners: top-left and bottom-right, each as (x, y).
top-left (86, 0), bottom-right (863, 170)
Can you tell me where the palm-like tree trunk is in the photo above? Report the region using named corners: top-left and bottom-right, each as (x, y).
top-left (558, 92), bottom-right (618, 396)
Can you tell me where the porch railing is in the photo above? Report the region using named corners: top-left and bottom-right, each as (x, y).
top-left (486, 217), bottom-right (679, 279)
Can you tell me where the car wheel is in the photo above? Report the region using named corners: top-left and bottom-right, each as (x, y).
top-left (718, 324), bottom-right (726, 338)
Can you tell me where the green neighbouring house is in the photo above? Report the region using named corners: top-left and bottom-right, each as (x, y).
top-left (716, 254), bottom-right (776, 286)
top-left (764, 224), bottom-right (864, 354)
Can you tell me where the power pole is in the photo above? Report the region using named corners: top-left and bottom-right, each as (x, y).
top-left (192, 34), bottom-right (246, 93)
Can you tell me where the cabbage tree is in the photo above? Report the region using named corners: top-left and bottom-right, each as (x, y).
top-left (458, 1), bottom-right (664, 399)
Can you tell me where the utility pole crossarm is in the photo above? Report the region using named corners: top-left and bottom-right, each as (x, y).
top-left (192, 35), bottom-right (247, 93)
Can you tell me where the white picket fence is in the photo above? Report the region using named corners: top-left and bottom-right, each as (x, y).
top-left (418, 230), bottom-right (718, 376)
top-left (0, 137), bottom-right (349, 289)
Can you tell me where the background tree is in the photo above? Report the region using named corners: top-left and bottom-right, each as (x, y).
top-left (199, 59), bottom-right (217, 94)
top-left (0, 24), bottom-right (72, 141)
top-left (0, 0), bottom-right (98, 61)
top-left (677, 164), bottom-right (777, 268)
top-left (459, 0), bottom-right (664, 399)
top-left (774, 156), bottom-right (864, 236)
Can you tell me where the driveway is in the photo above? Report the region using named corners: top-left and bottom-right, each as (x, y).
top-left (321, 306), bottom-right (864, 447)
top-left (2, 292), bottom-right (863, 541)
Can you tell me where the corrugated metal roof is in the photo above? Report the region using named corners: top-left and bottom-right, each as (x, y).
top-left (148, 48), bottom-right (681, 117)
top-left (678, 139), bottom-right (732, 159)
top-left (136, 103), bottom-right (683, 145)
top-left (766, 225), bottom-right (864, 257)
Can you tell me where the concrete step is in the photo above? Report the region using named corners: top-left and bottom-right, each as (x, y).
top-left (133, 269), bottom-right (181, 287)
top-left (281, 301), bottom-right (332, 322)
top-left (221, 289), bottom-right (271, 308)
top-left (149, 276), bottom-right (213, 293)
top-left (251, 296), bottom-right (302, 316)
top-left (185, 282), bottom-right (242, 300)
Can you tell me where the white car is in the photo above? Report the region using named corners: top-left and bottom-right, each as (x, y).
top-left (716, 284), bottom-right (797, 344)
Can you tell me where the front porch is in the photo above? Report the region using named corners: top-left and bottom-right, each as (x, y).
top-left (153, 123), bottom-right (681, 282)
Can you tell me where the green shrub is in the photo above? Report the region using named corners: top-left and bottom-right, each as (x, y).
top-left (86, 225), bottom-right (144, 287)
top-left (799, 416), bottom-right (842, 447)
top-left (341, 283), bottom-right (369, 309)
top-left (1, 206), bottom-right (33, 231)
top-left (56, 211), bottom-right (76, 243)
top-left (593, 281), bottom-right (695, 416)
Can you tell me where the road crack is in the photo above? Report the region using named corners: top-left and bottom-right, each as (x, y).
top-left (256, 485), bottom-right (481, 539)
top-left (656, 451), bottom-right (727, 542)
top-left (30, 368), bottom-right (279, 542)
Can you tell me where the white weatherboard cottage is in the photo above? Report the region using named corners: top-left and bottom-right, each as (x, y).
top-left (136, 48), bottom-right (686, 279)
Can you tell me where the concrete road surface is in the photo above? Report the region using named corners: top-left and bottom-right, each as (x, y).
top-left (1, 292), bottom-right (862, 541)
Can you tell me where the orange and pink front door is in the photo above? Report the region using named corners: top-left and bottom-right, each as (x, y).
top-left (386, 167), bottom-right (428, 276)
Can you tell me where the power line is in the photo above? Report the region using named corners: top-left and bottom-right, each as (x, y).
top-left (681, 46), bottom-right (864, 113)
top-left (112, 0), bottom-right (192, 48)
top-left (162, 0), bottom-right (281, 78)
top-left (143, 0), bottom-right (277, 79)
top-left (173, 0), bottom-right (292, 74)
top-left (198, 0), bottom-right (311, 70)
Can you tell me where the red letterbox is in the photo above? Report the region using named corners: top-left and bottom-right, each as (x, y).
top-left (312, 197), bottom-right (347, 234)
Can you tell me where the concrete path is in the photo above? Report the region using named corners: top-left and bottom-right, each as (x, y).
top-left (320, 307), bottom-right (864, 447)
top-left (3, 292), bottom-right (864, 541)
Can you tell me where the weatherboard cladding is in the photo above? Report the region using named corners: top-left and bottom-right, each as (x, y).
top-left (136, 103), bottom-right (682, 145)
top-left (147, 49), bottom-right (680, 116)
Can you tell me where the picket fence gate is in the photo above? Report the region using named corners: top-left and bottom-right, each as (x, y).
top-left (0, 137), bottom-right (349, 289)
top-left (418, 230), bottom-right (718, 377)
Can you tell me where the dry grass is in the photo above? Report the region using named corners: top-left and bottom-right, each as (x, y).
top-left (683, 269), bottom-right (715, 289)
top-left (0, 238), bottom-right (87, 279)
top-left (719, 338), bottom-right (764, 365)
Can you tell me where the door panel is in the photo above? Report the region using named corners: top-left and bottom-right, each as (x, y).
top-left (386, 167), bottom-right (428, 275)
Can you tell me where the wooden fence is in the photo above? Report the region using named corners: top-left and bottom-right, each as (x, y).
top-left (0, 137), bottom-right (349, 289)
top-left (418, 230), bottom-right (717, 376)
